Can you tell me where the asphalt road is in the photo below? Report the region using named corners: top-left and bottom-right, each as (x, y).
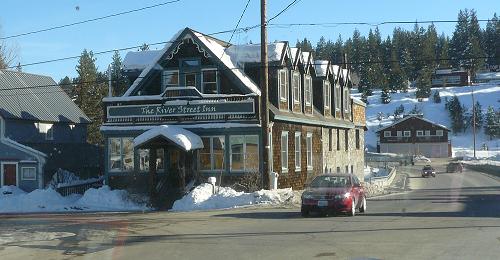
top-left (1, 159), bottom-right (500, 260)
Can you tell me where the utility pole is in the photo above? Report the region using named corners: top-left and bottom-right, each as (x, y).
top-left (107, 64), bottom-right (113, 97)
top-left (260, 0), bottom-right (270, 189)
top-left (471, 72), bottom-right (476, 159)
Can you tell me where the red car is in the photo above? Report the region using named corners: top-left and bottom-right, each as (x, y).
top-left (301, 174), bottom-right (367, 217)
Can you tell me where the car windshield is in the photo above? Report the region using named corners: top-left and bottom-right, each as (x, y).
top-left (310, 176), bottom-right (351, 188)
top-left (423, 166), bottom-right (432, 170)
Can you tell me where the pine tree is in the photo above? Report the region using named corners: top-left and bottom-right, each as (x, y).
top-left (58, 76), bottom-right (73, 96)
top-left (138, 43), bottom-right (150, 51)
top-left (110, 51), bottom-right (129, 96)
top-left (381, 88), bottom-right (391, 104)
top-left (432, 90), bottom-right (441, 103)
top-left (484, 106), bottom-right (498, 139)
top-left (471, 101), bottom-right (483, 131)
top-left (296, 38), bottom-right (314, 52)
top-left (415, 68), bottom-right (432, 98)
top-left (466, 10), bottom-right (485, 78)
top-left (483, 13), bottom-right (499, 68)
top-left (75, 49), bottom-right (107, 145)
top-left (450, 9), bottom-right (469, 69)
top-left (437, 34), bottom-right (450, 68)
top-left (393, 104), bottom-right (405, 119)
top-left (448, 95), bottom-right (466, 133)
top-left (315, 36), bottom-right (328, 59)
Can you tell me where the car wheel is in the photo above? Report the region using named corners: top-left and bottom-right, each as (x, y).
top-left (301, 208), bottom-right (309, 217)
top-left (359, 197), bottom-right (367, 213)
top-left (348, 200), bottom-right (356, 217)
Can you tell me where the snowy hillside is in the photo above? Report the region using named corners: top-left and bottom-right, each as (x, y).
top-left (352, 83), bottom-right (500, 158)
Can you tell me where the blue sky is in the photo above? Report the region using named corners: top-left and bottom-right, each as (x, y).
top-left (0, 0), bottom-right (498, 81)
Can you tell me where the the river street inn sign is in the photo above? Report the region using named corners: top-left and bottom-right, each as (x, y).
top-left (107, 99), bottom-right (255, 119)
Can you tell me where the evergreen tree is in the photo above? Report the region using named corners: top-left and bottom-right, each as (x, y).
top-left (295, 38), bottom-right (314, 52)
top-left (58, 76), bottom-right (73, 96)
top-left (437, 34), bottom-right (450, 68)
top-left (415, 67), bottom-right (432, 98)
top-left (471, 101), bottom-right (483, 131)
top-left (466, 10), bottom-right (485, 77)
top-left (315, 36), bottom-right (329, 60)
top-left (381, 89), bottom-right (391, 104)
top-left (448, 95), bottom-right (466, 133)
top-left (450, 9), bottom-right (469, 69)
top-left (331, 34), bottom-right (344, 64)
top-left (138, 43), bottom-right (150, 51)
top-left (393, 104), bottom-right (405, 119)
top-left (409, 104), bottom-right (423, 115)
top-left (484, 106), bottom-right (499, 139)
top-left (484, 13), bottom-right (500, 68)
top-left (432, 90), bottom-right (441, 103)
top-left (110, 51), bottom-right (129, 96)
top-left (75, 49), bottom-right (107, 145)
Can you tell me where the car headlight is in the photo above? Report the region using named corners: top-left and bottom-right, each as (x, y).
top-left (335, 193), bottom-right (351, 199)
top-left (302, 193), bottom-right (314, 199)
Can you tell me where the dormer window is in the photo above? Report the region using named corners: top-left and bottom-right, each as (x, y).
top-left (202, 69), bottom-right (217, 94)
top-left (304, 75), bottom-right (312, 106)
top-left (162, 70), bottom-right (179, 92)
top-left (292, 71), bottom-right (301, 104)
top-left (279, 69), bottom-right (288, 102)
top-left (323, 81), bottom-right (331, 110)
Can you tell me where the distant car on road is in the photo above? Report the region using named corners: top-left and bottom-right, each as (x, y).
top-left (446, 162), bottom-right (463, 173)
top-left (301, 174), bottom-right (366, 217)
top-left (422, 165), bottom-right (436, 177)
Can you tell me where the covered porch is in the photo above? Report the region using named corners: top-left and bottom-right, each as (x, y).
top-left (133, 125), bottom-right (204, 209)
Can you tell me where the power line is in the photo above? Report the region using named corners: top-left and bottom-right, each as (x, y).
top-left (0, 0), bottom-right (182, 40)
top-left (6, 25), bottom-right (261, 70)
top-left (227, 0), bottom-right (252, 45)
top-left (267, 0), bottom-right (302, 23)
top-left (268, 19), bottom-right (492, 28)
top-left (1, 55), bottom-right (495, 94)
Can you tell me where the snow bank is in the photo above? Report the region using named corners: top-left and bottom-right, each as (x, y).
top-left (0, 186), bottom-right (148, 213)
top-left (171, 183), bottom-right (299, 211)
top-left (134, 125), bottom-right (203, 151)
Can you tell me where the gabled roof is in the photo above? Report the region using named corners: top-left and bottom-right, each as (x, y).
top-left (314, 60), bottom-right (330, 77)
top-left (123, 28), bottom-right (261, 96)
top-left (376, 115), bottom-right (450, 132)
top-left (122, 50), bottom-right (162, 71)
top-left (0, 70), bottom-right (90, 124)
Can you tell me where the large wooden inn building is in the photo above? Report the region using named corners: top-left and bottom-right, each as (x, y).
top-left (101, 28), bottom-right (366, 195)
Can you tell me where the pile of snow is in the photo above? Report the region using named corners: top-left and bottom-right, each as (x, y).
top-left (134, 125), bottom-right (203, 152)
top-left (47, 169), bottom-right (102, 189)
top-left (363, 166), bottom-right (388, 181)
top-left (352, 83), bottom-right (500, 158)
top-left (413, 155), bottom-right (431, 162)
top-left (0, 186), bottom-right (148, 213)
top-left (171, 183), bottom-right (299, 211)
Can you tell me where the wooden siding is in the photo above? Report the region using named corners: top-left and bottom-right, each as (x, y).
top-left (379, 117), bottom-right (449, 144)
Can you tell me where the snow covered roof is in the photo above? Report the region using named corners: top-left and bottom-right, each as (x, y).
top-left (301, 52), bottom-right (310, 65)
top-left (133, 125), bottom-right (203, 151)
top-left (122, 50), bottom-right (162, 71)
top-left (225, 42), bottom-right (285, 64)
top-left (331, 65), bottom-right (340, 79)
top-left (476, 72), bottom-right (500, 80)
top-left (376, 115), bottom-right (450, 132)
top-left (314, 60), bottom-right (330, 77)
top-left (123, 28), bottom-right (261, 96)
top-left (352, 98), bottom-right (366, 107)
top-left (193, 31), bottom-right (261, 95)
top-left (342, 68), bottom-right (350, 82)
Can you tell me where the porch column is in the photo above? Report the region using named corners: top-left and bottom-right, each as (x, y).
top-left (148, 149), bottom-right (158, 203)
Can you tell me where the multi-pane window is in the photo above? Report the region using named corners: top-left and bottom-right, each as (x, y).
top-left (304, 75), bottom-right (312, 106)
top-left (337, 129), bottom-right (340, 150)
top-left (21, 167), bottom-right (36, 180)
top-left (384, 131), bottom-right (391, 137)
top-left (328, 128), bottom-right (333, 151)
top-left (344, 129), bottom-right (349, 151)
top-left (324, 81), bottom-right (331, 109)
top-left (306, 133), bottom-right (313, 169)
top-left (230, 135), bottom-right (259, 172)
top-left (335, 84), bottom-right (341, 111)
top-left (397, 131), bottom-right (402, 137)
top-left (356, 129), bottom-right (360, 149)
top-left (292, 71), bottom-right (301, 104)
top-left (202, 69), bottom-right (217, 94)
top-left (162, 70), bottom-right (179, 91)
top-left (417, 130), bottom-right (424, 137)
top-left (200, 136), bottom-right (225, 171)
top-left (425, 130), bottom-right (431, 136)
top-left (279, 69), bottom-right (288, 102)
top-left (108, 137), bottom-right (134, 172)
top-left (281, 132), bottom-right (288, 171)
top-left (138, 148), bottom-right (165, 172)
top-left (295, 132), bottom-right (301, 170)
top-left (436, 130), bottom-right (444, 136)
top-left (185, 73), bottom-right (197, 87)
top-left (404, 131), bottom-right (411, 137)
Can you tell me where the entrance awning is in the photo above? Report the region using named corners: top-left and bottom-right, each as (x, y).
top-left (133, 125), bottom-right (204, 151)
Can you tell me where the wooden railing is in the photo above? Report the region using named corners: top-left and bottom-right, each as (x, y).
top-left (56, 177), bottom-right (104, 197)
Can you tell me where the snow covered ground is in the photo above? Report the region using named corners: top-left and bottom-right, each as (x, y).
top-left (352, 83), bottom-right (500, 160)
top-left (171, 183), bottom-right (301, 211)
top-left (363, 166), bottom-right (389, 182)
top-left (0, 186), bottom-right (148, 213)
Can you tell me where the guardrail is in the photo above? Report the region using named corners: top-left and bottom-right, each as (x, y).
top-left (365, 167), bottom-right (397, 197)
top-left (56, 177), bottom-right (104, 197)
